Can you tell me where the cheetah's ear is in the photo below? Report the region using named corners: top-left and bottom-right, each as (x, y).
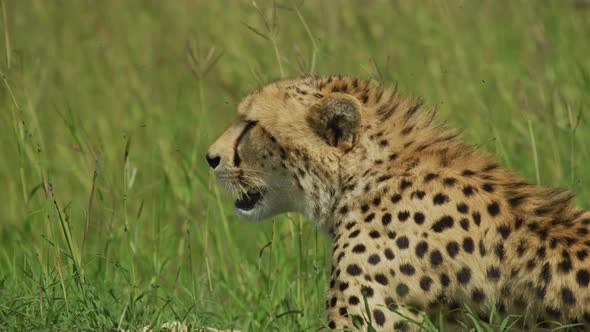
top-left (306, 93), bottom-right (361, 150)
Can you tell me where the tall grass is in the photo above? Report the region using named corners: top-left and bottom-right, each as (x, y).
top-left (0, 1), bottom-right (589, 330)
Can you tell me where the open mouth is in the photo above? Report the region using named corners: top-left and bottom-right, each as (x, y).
top-left (234, 188), bottom-right (267, 211)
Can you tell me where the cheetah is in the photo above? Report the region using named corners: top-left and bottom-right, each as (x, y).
top-left (206, 75), bottom-right (590, 331)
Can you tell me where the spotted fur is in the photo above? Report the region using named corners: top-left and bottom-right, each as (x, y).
top-left (207, 75), bottom-right (590, 331)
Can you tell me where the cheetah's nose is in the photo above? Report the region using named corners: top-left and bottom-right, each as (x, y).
top-left (206, 153), bottom-right (221, 169)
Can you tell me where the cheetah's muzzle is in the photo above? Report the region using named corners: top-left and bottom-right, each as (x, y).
top-left (234, 188), bottom-right (266, 211)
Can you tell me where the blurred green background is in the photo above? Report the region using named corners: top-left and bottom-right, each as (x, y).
top-left (1, 0), bottom-right (589, 330)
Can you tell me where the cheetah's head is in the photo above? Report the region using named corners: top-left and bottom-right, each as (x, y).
top-left (206, 77), bottom-right (362, 224)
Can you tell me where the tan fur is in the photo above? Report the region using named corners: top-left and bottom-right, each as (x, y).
top-left (207, 75), bottom-right (590, 331)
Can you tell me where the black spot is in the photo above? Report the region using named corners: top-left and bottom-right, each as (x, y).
top-left (345, 222), bottom-right (356, 230)
top-left (387, 231), bottom-right (397, 240)
top-left (349, 230), bottom-right (360, 238)
top-left (401, 126), bottom-right (413, 136)
top-left (462, 169), bottom-right (476, 176)
top-left (440, 273), bottom-right (450, 287)
top-left (433, 193), bottom-right (449, 205)
top-left (472, 212), bottom-right (481, 226)
top-left (330, 296), bottom-right (337, 307)
top-left (540, 262), bottom-right (551, 283)
top-left (463, 185), bottom-right (475, 196)
top-left (375, 274), bottom-right (388, 285)
top-left (364, 213), bottom-right (375, 222)
top-left (368, 254), bottom-right (381, 265)
top-left (471, 288), bottom-right (486, 303)
top-left (396, 283), bottom-right (409, 297)
top-left (361, 204), bottom-right (369, 213)
top-left (508, 195), bottom-right (527, 207)
top-left (351, 315), bottom-right (364, 327)
top-left (463, 237), bottom-right (474, 253)
top-left (373, 309), bottom-right (386, 326)
top-left (391, 194), bottom-right (402, 204)
top-left (494, 243), bottom-right (505, 261)
top-left (328, 321), bottom-right (336, 329)
top-left (339, 282), bottom-right (349, 291)
top-left (384, 248), bottom-right (395, 260)
top-left (385, 297), bottom-right (397, 309)
top-left (546, 306), bottom-right (560, 318)
top-left (347, 264), bottom-right (362, 276)
top-left (457, 203), bottom-right (469, 214)
top-left (479, 240), bottom-right (486, 256)
top-left (424, 173), bottom-right (438, 182)
top-left (558, 251), bottom-right (573, 273)
top-left (420, 276), bottom-right (433, 291)
top-left (338, 307), bottom-right (347, 317)
top-left (411, 190), bottom-right (426, 200)
top-left (339, 206), bottom-right (349, 215)
top-left (526, 259), bottom-right (536, 270)
top-left (352, 244), bottom-right (366, 253)
top-left (349, 296), bottom-right (360, 305)
top-left (517, 240), bottom-right (527, 257)
top-left (487, 266), bottom-right (500, 280)
top-left (496, 225), bottom-right (511, 239)
top-left (457, 267), bottom-right (471, 284)
top-left (399, 179), bottom-right (412, 191)
top-left (372, 196), bottom-right (381, 206)
top-left (564, 237), bottom-right (576, 246)
top-left (446, 241), bottom-right (460, 258)
top-left (389, 269), bottom-right (396, 278)
top-left (487, 202), bottom-right (500, 217)
top-left (415, 241), bottom-right (428, 258)
top-left (460, 218), bottom-right (470, 231)
top-left (515, 217), bottom-right (524, 230)
top-left (430, 250), bottom-right (443, 266)
top-left (576, 270), bottom-right (590, 287)
top-left (400, 264), bottom-right (416, 275)
top-left (361, 285), bottom-right (374, 298)
top-left (527, 222), bottom-right (539, 232)
top-left (577, 249), bottom-right (589, 261)
top-left (443, 177), bottom-right (457, 186)
top-left (397, 211), bottom-right (410, 222)
top-left (536, 247), bottom-right (546, 259)
top-left (432, 216), bottom-right (454, 232)
top-left (413, 212), bottom-right (425, 225)
top-left (377, 175), bottom-right (392, 182)
top-left (382, 213), bottom-right (392, 226)
top-left (394, 322), bottom-right (406, 331)
top-left (535, 285), bottom-right (546, 299)
top-left (561, 287), bottom-right (576, 305)
top-left (396, 236), bottom-right (409, 249)
top-left (482, 183), bottom-right (494, 192)
top-left (369, 230), bottom-right (381, 238)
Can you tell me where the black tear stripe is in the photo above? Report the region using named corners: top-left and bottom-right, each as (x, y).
top-left (233, 121), bottom-right (258, 166)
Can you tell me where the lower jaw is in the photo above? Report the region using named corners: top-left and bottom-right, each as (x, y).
top-left (234, 204), bottom-right (264, 221)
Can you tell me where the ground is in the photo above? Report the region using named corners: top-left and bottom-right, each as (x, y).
top-left (0, 1), bottom-right (589, 331)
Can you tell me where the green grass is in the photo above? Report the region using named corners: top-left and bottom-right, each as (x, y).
top-left (1, 0), bottom-right (589, 330)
